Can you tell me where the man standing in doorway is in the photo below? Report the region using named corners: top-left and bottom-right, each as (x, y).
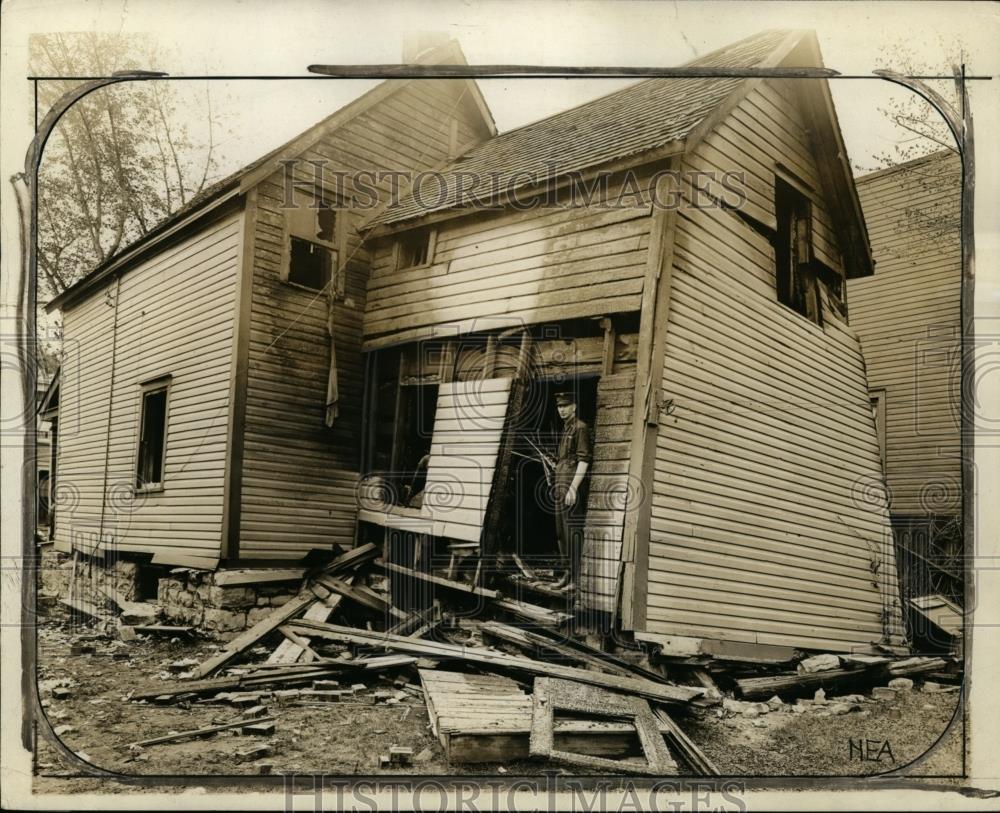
top-left (552, 390), bottom-right (591, 594)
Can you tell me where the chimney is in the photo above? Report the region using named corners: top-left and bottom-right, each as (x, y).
top-left (401, 31), bottom-right (452, 63)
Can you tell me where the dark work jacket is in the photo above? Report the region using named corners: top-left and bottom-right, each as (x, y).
top-left (555, 417), bottom-right (592, 480)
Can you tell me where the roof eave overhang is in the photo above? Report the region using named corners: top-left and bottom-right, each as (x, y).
top-left (360, 139), bottom-right (688, 240)
top-left (46, 187), bottom-right (244, 313)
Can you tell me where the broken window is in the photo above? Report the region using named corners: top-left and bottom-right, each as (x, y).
top-left (398, 227), bottom-right (434, 269)
top-left (774, 178), bottom-right (822, 325)
top-left (136, 379), bottom-right (170, 490)
top-left (285, 189), bottom-right (338, 290)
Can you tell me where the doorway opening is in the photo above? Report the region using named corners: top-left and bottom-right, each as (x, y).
top-left (502, 375), bottom-right (599, 573)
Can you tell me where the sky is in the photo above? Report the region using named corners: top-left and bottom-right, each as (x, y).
top-left (11, 0), bottom-right (995, 186)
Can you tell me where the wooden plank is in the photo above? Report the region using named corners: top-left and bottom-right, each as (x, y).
top-left (735, 657), bottom-right (947, 699)
top-left (380, 559), bottom-right (499, 600)
top-left (288, 620), bottom-right (709, 707)
top-left (420, 669), bottom-right (676, 763)
top-left (316, 573), bottom-right (407, 620)
top-left (621, 158), bottom-right (681, 631)
top-left (213, 568), bottom-right (306, 587)
top-left (189, 591), bottom-right (318, 679)
top-left (131, 716), bottom-right (277, 747)
top-left (653, 707), bottom-right (719, 776)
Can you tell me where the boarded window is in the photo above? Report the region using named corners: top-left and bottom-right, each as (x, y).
top-left (775, 178), bottom-right (822, 325)
top-left (286, 190), bottom-right (338, 290)
top-left (136, 382), bottom-right (169, 489)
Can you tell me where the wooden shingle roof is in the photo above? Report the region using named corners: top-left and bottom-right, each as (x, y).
top-left (367, 29), bottom-right (797, 229)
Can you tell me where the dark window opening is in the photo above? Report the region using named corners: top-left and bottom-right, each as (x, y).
top-left (774, 178), bottom-right (822, 325)
top-left (364, 347), bottom-right (439, 507)
top-left (399, 228), bottom-right (432, 269)
top-left (286, 191), bottom-right (338, 290)
top-left (137, 385), bottom-right (168, 489)
top-left (391, 383), bottom-right (438, 507)
top-left (288, 236), bottom-right (332, 290)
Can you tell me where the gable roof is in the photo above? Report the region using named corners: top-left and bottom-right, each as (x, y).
top-left (47, 39), bottom-right (494, 313)
top-left (365, 29), bottom-right (802, 230)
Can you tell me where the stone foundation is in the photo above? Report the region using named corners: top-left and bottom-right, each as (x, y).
top-left (37, 546), bottom-right (301, 637)
top-left (37, 544), bottom-right (150, 604)
top-left (157, 569), bottom-right (300, 635)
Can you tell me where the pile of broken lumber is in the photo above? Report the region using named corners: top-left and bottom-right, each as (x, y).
top-left (131, 544), bottom-right (961, 775)
top-left (135, 543), bottom-right (720, 774)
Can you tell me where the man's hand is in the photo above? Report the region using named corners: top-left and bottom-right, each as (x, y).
top-left (564, 485), bottom-right (577, 507)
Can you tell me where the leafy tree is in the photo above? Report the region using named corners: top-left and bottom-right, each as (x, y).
top-left (30, 32), bottom-right (224, 299)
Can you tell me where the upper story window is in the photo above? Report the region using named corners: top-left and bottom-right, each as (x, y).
top-left (398, 227), bottom-right (435, 270)
top-left (285, 189), bottom-right (338, 291)
top-left (774, 177), bottom-right (822, 326)
top-left (136, 377), bottom-right (170, 491)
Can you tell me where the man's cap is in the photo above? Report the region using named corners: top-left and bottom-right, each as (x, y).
top-left (554, 390), bottom-right (576, 405)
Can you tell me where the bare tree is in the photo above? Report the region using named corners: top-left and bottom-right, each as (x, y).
top-left (865, 38), bottom-right (966, 242)
top-left (31, 32), bottom-right (225, 299)
top-left (869, 37), bottom-right (965, 168)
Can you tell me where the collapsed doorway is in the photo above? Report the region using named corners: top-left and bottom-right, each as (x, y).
top-left (501, 376), bottom-right (599, 574)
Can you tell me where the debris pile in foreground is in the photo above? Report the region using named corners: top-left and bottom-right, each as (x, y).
top-left (116, 545), bottom-right (960, 774)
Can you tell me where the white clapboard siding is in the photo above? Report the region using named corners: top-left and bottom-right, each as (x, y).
top-left (363, 171), bottom-right (660, 348)
top-left (580, 370), bottom-right (637, 613)
top-left (238, 78), bottom-right (490, 559)
top-left (847, 151), bottom-right (962, 518)
top-left (421, 377), bottom-right (512, 542)
top-left (641, 81), bottom-right (905, 653)
top-left (53, 212), bottom-right (243, 566)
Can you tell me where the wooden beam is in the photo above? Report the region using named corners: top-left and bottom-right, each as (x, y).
top-left (620, 158), bottom-right (682, 631)
top-left (213, 568), bottom-right (305, 587)
top-left (315, 573), bottom-right (408, 620)
top-left (286, 620), bottom-right (710, 707)
top-left (131, 716), bottom-right (277, 748)
top-left (653, 707), bottom-right (720, 776)
top-left (189, 591), bottom-right (318, 680)
top-left (492, 597), bottom-right (573, 627)
top-left (480, 331), bottom-right (532, 567)
top-left (735, 657), bottom-right (948, 700)
top-left (599, 316), bottom-right (616, 375)
top-left (221, 190), bottom-right (256, 562)
top-left (380, 559), bottom-right (500, 600)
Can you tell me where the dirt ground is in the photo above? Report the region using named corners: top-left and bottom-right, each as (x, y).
top-left (31, 602), bottom-right (963, 794)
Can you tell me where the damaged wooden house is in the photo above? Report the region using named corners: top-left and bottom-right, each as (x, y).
top-left (42, 38), bottom-right (496, 613)
top-left (355, 29), bottom-right (906, 655)
top-left (44, 29), bottom-right (906, 657)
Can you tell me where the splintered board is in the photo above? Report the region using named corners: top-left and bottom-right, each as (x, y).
top-left (419, 669), bottom-right (670, 764)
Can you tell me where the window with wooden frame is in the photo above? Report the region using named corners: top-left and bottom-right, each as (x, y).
top-left (397, 227), bottom-right (436, 270)
top-left (136, 377), bottom-right (171, 491)
top-left (284, 188), bottom-right (339, 291)
top-left (774, 177), bottom-right (822, 325)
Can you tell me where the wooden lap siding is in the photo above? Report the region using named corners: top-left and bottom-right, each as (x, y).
top-left (54, 213), bottom-right (242, 568)
top-left (641, 82), bottom-right (904, 652)
top-left (580, 371), bottom-right (636, 613)
top-left (848, 153), bottom-right (962, 517)
top-left (239, 80), bottom-right (478, 558)
top-left (422, 378), bottom-right (512, 542)
top-left (364, 174), bottom-right (657, 349)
